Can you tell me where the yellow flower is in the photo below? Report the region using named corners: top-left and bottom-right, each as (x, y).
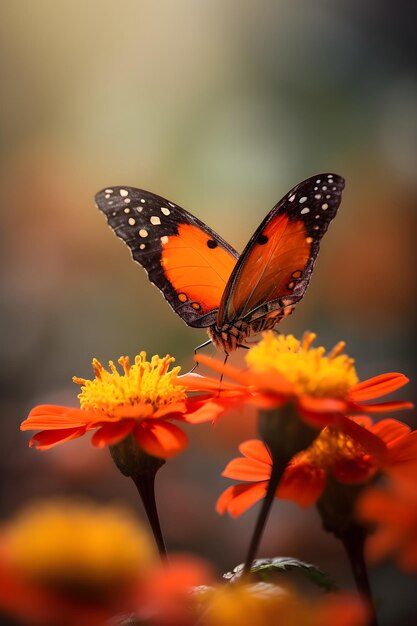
top-left (0, 499), bottom-right (155, 625)
top-left (21, 352), bottom-right (217, 458)
top-left (246, 332), bottom-right (358, 398)
top-left (4, 499), bottom-right (155, 591)
top-left (198, 584), bottom-right (369, 626)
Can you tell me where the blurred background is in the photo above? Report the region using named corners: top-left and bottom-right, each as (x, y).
top-left (1, 1), bottom-right (416, 624)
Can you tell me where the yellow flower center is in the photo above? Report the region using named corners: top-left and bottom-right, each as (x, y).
top-left (246, 331), bottom-right (358, 398)
top-left (295, 421), bottom-right (370, 472)
top-left (73, 352), bottom-right (186, 415)
top-left (4, 499), bottom-right (155, 596)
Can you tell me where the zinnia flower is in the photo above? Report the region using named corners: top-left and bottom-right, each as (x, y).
top-left (217, 417), bottom-right (417, 517)
top-left (193, 332), bottom-right (412, 430)
top-left (21, 352), bottom-right (220, 459)
top-left (197, 583), bottom-right (369, 626)
top-left (0, 499), bottom-right (155, 626)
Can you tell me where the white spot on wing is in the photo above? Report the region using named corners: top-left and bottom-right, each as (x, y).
top-left (161, 235), bottom-right (169, 244)
top-left (124, 207), bottom-right (130, 213)
top-left (128, 218), bottom-right (136, 226)
top-left (322, 203), bottom-right (329, 210)
top-left (300, 207), bottom-right (310, 214)
top-left (105, 194), bottom-right (110, 199)
top-left (139, 243), bottom-right (146, 250)
top-left (150, 216), bottom-right (161, 225)
top-left (140, 199), bottom-right (146, 203)
top-left (124, 198), bottom-right (131, 203)
top-left (289, 194), bottom-right (296, 202)
top-left (161, 207), bottom-right (170, 216)
top-left (120, 189), bottom-right (129, 197)
top-left (105, 189), bottom-right (113, 193)
top-left (314, 194), bottom-right (321, 199)
top-left (139, 229), bottom-right (148, 238)
top-left (299, 196), bottom-right (307, 203)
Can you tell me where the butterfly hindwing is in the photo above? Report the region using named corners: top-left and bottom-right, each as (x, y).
top-left (95, 187), bottom-right (238, 327)
top-left (218, 173), bottom-right (345, 327)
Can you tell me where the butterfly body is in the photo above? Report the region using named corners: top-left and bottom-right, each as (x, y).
top-left (95, 174), bottom-right (344, 353)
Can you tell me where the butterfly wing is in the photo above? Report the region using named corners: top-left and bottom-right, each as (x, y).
top-left (95, 187), bottom-right (238, 327)
top-left (217, 173), bottom-right (345, 328)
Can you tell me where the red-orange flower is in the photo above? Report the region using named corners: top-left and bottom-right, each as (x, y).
top-left (217, 417), bottom-right (417, 517)
top-left (21, 353), bottom-right (222, 459)
top-left (0, 499), bottom-right (155, 626)
top-left (192, 332), bottom-right (412, 430)
top-left (357, 478), bottom-right (417, 573)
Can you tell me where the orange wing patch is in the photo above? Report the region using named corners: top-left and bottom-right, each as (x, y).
top-left (224, 215), bottom-right (311, 320)
top-left (162, 224), bottom-right (237, 314)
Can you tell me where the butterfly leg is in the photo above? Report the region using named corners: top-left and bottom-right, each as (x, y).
top-left (219, 352), bottom-right (229, 387)
top-left (188, 339), bottom-right (213, 373)
top-left (236, 343), bottom-right (250, 350)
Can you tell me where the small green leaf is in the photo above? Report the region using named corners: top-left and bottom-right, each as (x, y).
top-left (223, 557), bottom-right (338, 592)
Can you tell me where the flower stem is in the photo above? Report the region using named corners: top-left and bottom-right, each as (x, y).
top-left (109, 436), bottom-right (167, 560)
top-left (340, 524), bottom-right (378, 626)
top-left (132, 471), bottom-right (167, 560)
top-left (242, 458), bottom-right (285, 577)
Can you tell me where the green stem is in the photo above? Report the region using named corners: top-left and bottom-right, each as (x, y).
top-left (132, 471), bottom-right (167, 560)
top-left (340, 524), bottom-right (378, 626)
top-left (242, 459), bottom-right (285, 577)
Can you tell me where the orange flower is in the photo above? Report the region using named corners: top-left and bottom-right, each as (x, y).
top-left (197, 584), bottom-right (369, 626)
top-left (193, 332), bottom-right (412, 430)
top-left (21, 353), bottom-right (222, 459)
top-left (0, 499), bottom-right (155, 626)
top-left (217, 417), bottom-right (417, 517)
top-left (357, 478), bottom-right (417, 573)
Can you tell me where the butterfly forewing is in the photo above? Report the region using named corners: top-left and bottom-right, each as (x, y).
top-left (217, 173), bottom-right (345, 326)
top-left (95, 187), bottom-right (238, 327)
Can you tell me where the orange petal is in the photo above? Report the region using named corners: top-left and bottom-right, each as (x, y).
top-left (356, 400), bottom-right (414, 413)
top-left (28, 427), bottom-right (87, 450)
top-left (222, 457), bottom-right (271, 481)
top-left (216, 482), bottom-right (267, 517)
top-left (350, 373), bottom-right (409, 401)
top-left (278, 462), bottom-right (326, 507)
top-left (134, 421), bottom-right (188, 459)
top-left (387, 431), bottom-right (417, 481)
top-left (195, 353), bottom-right (251, 385)
top-left (90, 420), bottom-right (135, 448)
top-left (181, 372), bottom-right (244, 393)
top-left (21, 405), bottom-right (91, 430)
top-left (370, 419), bottom-right (411, 446)
top-left (298, 396), bottom-right (348, 414)
top-left (183, 397), bottom-right (234, 424)
top-left (239, 439), bottom-right (272, 464)
top-left (153, 402), bottom-right (187, 419)
top-left (334, 414), bottom-right (388, 463)
top-left (318, 593), bottom-right (370, 626)
top-left (112, 402), bottom-right (155, 419)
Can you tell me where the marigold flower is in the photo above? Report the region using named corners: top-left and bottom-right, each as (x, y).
top-left (357, 479), bottom-right (417, 573)
top-left (21, 352), bottom-right (221, 459)
top-left (0, 499), bottom-right (155, 625)
top-left (197, 584), bottom-right (369, 626)
top-left (194, 332), bottom-right (412, 430)
top-left (217, 417), bottom-right (417, 517)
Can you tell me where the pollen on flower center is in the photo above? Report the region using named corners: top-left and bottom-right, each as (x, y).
top-left (299, 424), bottom-right (369, 471)
top-left (73, 352), bottom-right (186, 415)
top-left (245, 332), bottom-right (358, 398)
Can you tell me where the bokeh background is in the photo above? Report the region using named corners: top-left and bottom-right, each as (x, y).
top-left (1, 1), bottom-right (416, 624)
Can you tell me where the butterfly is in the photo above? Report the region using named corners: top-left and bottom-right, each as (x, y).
top-left (95, 174), bottom-right (344, 354)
